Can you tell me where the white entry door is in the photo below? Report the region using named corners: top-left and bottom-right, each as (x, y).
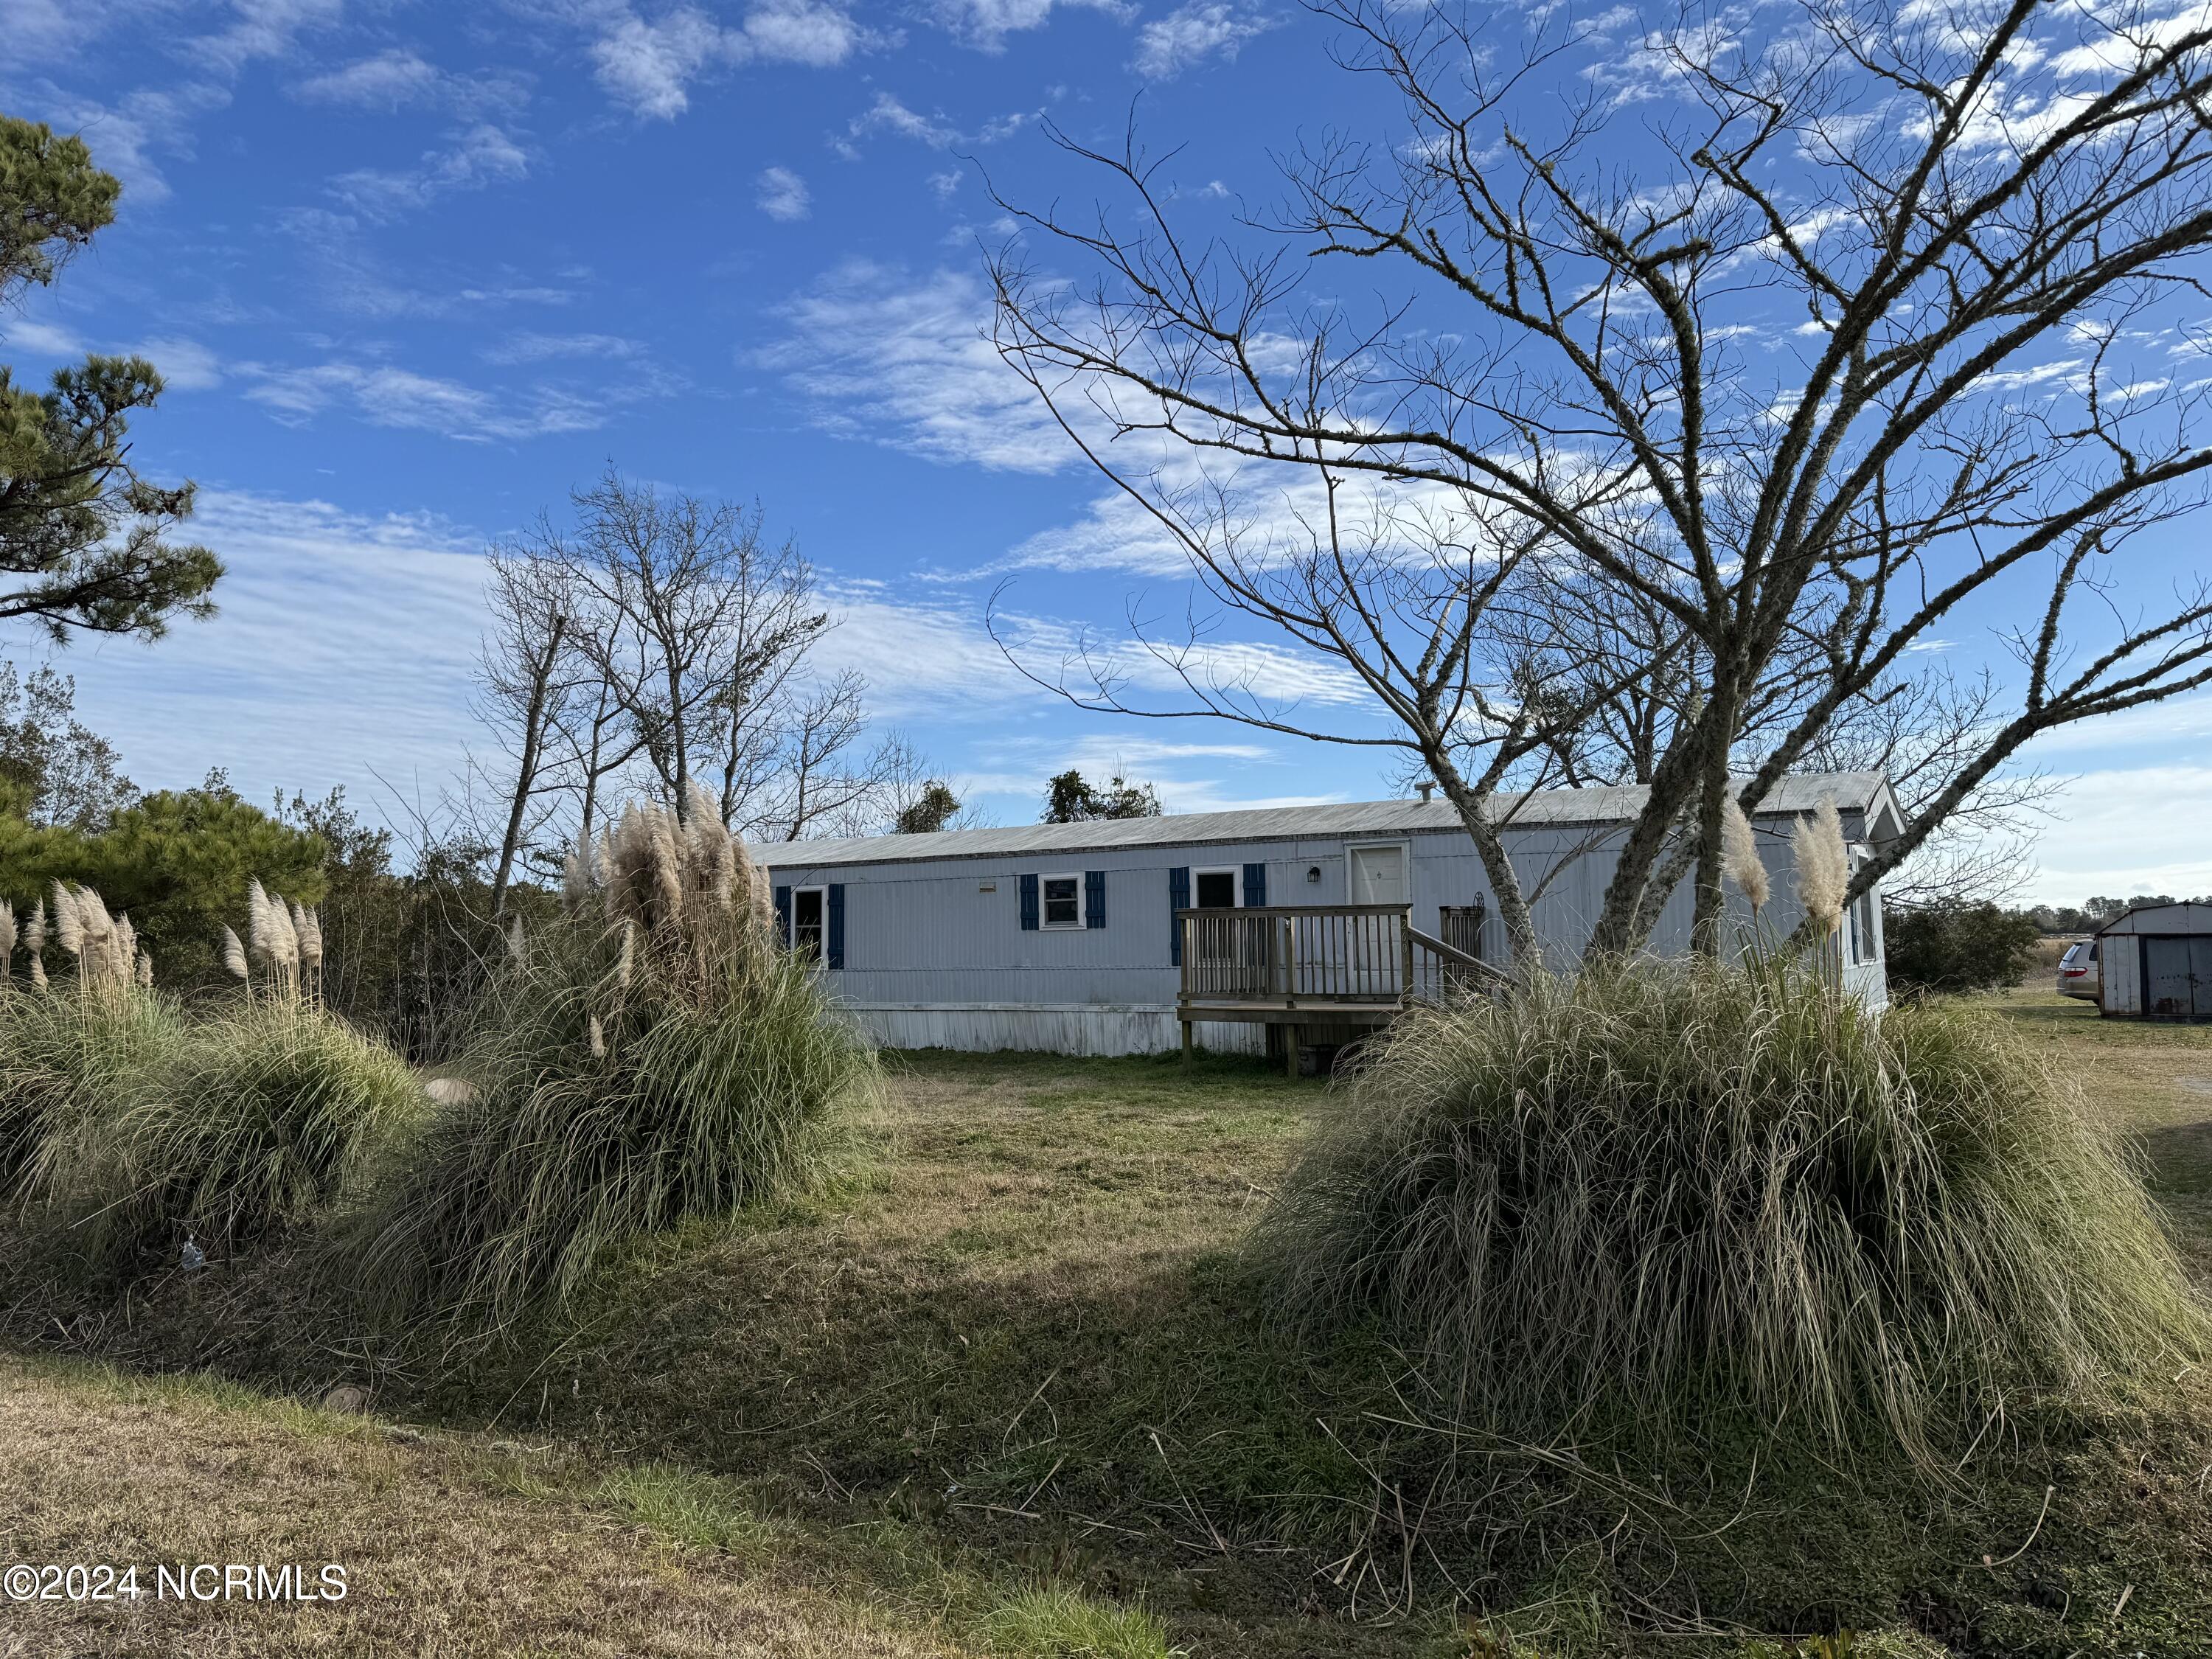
top-left (1346, 844), bottom-right (1408, 995)
top-left (1348, 844), bottom-right (1408, 905)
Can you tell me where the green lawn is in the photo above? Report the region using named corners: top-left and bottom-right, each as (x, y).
top-left (3, 996), bottom-right (2210, 1658)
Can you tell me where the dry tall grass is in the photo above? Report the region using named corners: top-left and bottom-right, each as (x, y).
top-left (1, 880), bottom-right (415, 1275)
top-left (1259, 962), bottom-right (2208, 1462)
top-left (337, 788), bottom-right (872, 1332)
top-left (49, 997), bottom-right (423, 1270)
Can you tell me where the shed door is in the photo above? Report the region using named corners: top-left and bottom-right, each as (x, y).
top-left (1349, 845), bottom-right (1408, 905)
top-left (2145, 936), bottom-right (2195, 1019)
top-left (2197, 936), bottom-right (2212, 1020)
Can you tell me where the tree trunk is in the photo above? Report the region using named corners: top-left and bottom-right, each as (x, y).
top-left (1688, 674), bottom-right (1741, 957)
top-left (490, 616), bottom-right (566, 917)
top-left (1429, 758), bottom-right (1540, 969)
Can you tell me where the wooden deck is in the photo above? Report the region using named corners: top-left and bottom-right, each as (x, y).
top-left (1175, 903), bottom-right (1502, 1072)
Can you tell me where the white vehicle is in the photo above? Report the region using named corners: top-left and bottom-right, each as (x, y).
top-left (2056, 939), bottom-right (2101, 1004)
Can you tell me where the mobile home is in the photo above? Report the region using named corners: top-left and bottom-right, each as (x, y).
top-left (754, 772), bottom-right (1903, 1058)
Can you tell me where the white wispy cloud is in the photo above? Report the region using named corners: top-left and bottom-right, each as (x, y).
top-left (478, 332), bottom-right (645, 365)
top-left (990, 604), bottom-right (1379, 709)
top-left (810, 584), bottom-right (1029, 715)
top-left (928, 0), bottom-right (1133, 53)
top-left (293, 49), bottom-right (445, 107)
top-left (841, 92), bottom-right (961, 150)
top-left (756, 164), bottom-right (812, 221)
top-left (835, 91), bottom-right (1034, 156)
top-left (191, 0), bottom-right (346, 74)
top-left (585, 0), bottom-right (866, 119)
top-left (27, 84), bottom-right (227, 204)
top-left (2025, 761), bottom-right (2212, 902)
top-left (756, 262), bottom-right (1071, 472)
top-left (3, 490), bottom-right (490, 810)
top-left (4, 323), bottom-right (221, 390)
top-left (137, 338), bottom-right (224, 392)
top-left (237, 360), bottom-right (615, 442)
top-left (1130, 0), bottom-right (1274, 79)
top-left (274, 206), bottom-right (558, 318)
top-left (327, 123), bottom-right (531, 220)
top-left (1, 319), bottom-right (85, 358)
top-left (290, 47), bottom-right (529, 115)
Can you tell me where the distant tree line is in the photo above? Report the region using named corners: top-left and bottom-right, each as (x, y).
top-left (2026, 896), bottom-right (2212, 935)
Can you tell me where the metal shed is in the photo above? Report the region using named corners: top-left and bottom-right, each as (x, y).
top-left (2097, 902), bottom-right (2212, 1021)
top-left (751, 771), bottom-right (1903, 1058)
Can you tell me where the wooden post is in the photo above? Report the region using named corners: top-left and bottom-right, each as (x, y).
top-left (1181, 1015), bottom-right (1193, 1069)
top-left (1279, 913), bottom-right (1293, 1001)
top-left (1398, 908), bottom-right (1414, 1004)
top-left (1284, 1021), bottom-right (1298, 1079)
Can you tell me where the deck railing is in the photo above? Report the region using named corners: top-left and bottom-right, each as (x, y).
top-left (1177, 905), bottom-right (1505, 1009)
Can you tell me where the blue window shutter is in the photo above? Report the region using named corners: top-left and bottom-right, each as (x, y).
top-left (1169, 866), bottom-right (1189, 965)
top-left (1085, 870), bottom-right (1105, 930)
top-left (1242, 863), bottom-right (1267, 908)
top-left (827, 883), bottom-right (846, 970)
top-left (773, 886), bottom-right (791, 947)
top-left (1019, 872), bottom-right (1039, 931)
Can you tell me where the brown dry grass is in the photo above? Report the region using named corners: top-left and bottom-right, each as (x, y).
top-left (4, 1012), bottom-right (2211, 1658)
top-left (1988, 987), bottom-right (2212, 1285)
top-left (0, 1357), bottom-right (964, 1659)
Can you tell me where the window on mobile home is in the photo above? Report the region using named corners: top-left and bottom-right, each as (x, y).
top-left (1041, 874), bottom-right (1082, 929)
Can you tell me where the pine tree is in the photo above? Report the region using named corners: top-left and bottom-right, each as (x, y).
top-left (1, 114), bottom-right (221, 641)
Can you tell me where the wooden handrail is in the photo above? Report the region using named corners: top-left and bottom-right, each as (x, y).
top-left (1175, 904), bottom-right (1411, 919)
top-left (1406, 926), bottom-right (1479, 968)
top-left (1408, 926), bottom-right (1512, 987)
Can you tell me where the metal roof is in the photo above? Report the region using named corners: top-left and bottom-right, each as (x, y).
top-left (2098, 901), bottom-right (2212, 935)
top-left (751, 771), bottom-right (1896, 870)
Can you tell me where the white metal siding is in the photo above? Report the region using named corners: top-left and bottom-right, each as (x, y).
top-left (2104, 936), bottom-right (2143, 1015)
top-left (762, 806), bottom-right (1887, 1053)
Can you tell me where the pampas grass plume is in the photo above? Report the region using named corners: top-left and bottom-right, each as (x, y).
top-left (29, 953), bottom-right (46, 990)
top-left (1721, 793), bottom-right (1769, 911)
top-left (247, 879), bottom-right (273, 961)
top-left (51, 883), bottom-right (83, 956)
top-left (23, 901), bottom-right (44, 955)
top-left (650, 806), bottom-right (684, 928)
top-left (292, 902), bottom-right (324, 969)
top-left (271, 896), bottom-right (300, 967)
top-left (220, 925), bottom-right (249, 980)
top-left (135, 950), bottom-right (153, 988)
top-left (0, 900), bottom-right (15, 965)
top-left (1794, 796), bottom-right (1851, 935)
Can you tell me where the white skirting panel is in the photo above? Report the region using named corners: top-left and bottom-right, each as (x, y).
top-left (837, 1001), bottom-right (1265, 1057)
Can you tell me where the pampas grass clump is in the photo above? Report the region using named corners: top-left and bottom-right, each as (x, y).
top-left (1259, 962), bottom-right (2207, 1461)
top-left (0, 980), bottom-right (189, 1211)
top-left (338, 789), bottom-right (871, 1332)
top-left (52, 997), bottom-right (424, 1269)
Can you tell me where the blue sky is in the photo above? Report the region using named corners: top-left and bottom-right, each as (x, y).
top-left (2, 0), bottom-right (2209, 904)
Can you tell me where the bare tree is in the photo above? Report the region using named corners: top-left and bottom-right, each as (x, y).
top-left (990, 0), bottom-right (2212, 964)
top-left (988, 482), bottom-right (1638, 962)
top-left (561, 472), bottom-right (790, 810)
top-left (473, 545), bottom-right (574, 914)
top-left (1516, 559), bottom-right (2063, 905)
top-left (1784, 667), bottom-right (2059, 907)
top-left (467, 470), bottom-right (914, 875)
